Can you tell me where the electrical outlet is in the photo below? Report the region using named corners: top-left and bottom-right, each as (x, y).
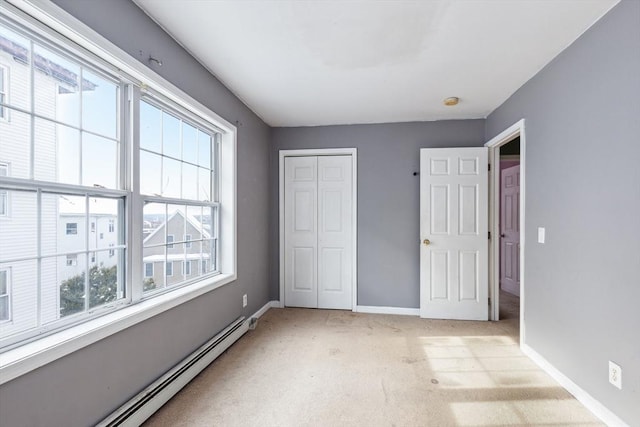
top-left (538, 227), bottom-right (545, 243)
top-left (609, 361), bottom-right (622, 389)
top-left (242, 294), bottom-right (247, 308)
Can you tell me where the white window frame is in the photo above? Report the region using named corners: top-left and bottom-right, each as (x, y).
top-left (0, 64), bottom-right (7, 121)
top-left (0, 1), bottom-right (237, 386)
top-left (185, 234), bottom-right (192, 249)
top-left (0, 269), bottom-right (10, 322)
top-left (65, 254), bottom-right (77, 267)
top-left (0, 163), bottom-right (8, 217)
top-left (165, 261), bottom-right (173, 277)
top-left (166, 234), bottom-right (174, 249)
top-left (183, 260), bottom-right (191, 276)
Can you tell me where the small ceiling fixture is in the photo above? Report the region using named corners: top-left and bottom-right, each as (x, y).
top-left (443, 97), bottom-right (459, 106)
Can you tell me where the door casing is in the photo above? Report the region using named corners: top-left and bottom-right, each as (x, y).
top-left (485, 119), bottom-right (526, 346)
top-left (279, 148), bottom-right (358, 310)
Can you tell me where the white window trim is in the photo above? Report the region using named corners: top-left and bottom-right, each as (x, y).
top-left (0, 64), bottom-right (8, 121)
top-left (0, 0), bottom-right (237, 385)
top-left (166, 261), bottom-right (173, 277)
top-left (0, 162), bottom-right (8, 217)
top-left (166, 234), bottom-right (175, 249)
top-left (0, 269), bottom-right (11, 323)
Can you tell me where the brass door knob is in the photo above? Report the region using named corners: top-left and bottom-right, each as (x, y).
top-left (423, 239), bottom-right (431, 246)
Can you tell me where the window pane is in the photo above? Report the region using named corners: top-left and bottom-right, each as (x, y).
top-left (182, 163), bottom-right (198, 201)
top-left (0, 24), bottom-right (31, 111)
top-left (186, 205), bottom-right (203, 237)
top-left (33, 117), bottom-right (57, 182)
top-left (198, 167), bottom-right (211, 202)
top-left (162, 111), bottom-right (180, 159)
top-left (0, 190), bottom-right (37, 261)
top-left (140, 101), bottom-right (161, 153)
top-left (57, 123), bottom-right (81, 185)
top-left (140, 150), bottom-right (162, 196)
top-left (197, 130), bottom-right (211, 168)
top-left (89, 197), bottom-right (120, 249)
top-left (162, 157), bottom-right (181, 198)
top-left (58, 253), bottom-right (87, 318)
top-left (34, 44), bottom-right (80, 127)
top-left (43, 194), bottom-right (85, 256)
top-left (143, 202), bottom-right (166, 245)
top-left (0, 107), bottom-right (30, 180)
top-left (0, 260), bottom-right (37, 338)
top-left (182, 122), bottom-right (198, 164)
top-left (81, 69), bottom-right (117, 139)
top-left (143, 246), bottom-right (164, 292)
top-left (89, 250), bottom-right (121, 309)
top-left (82, 133), bottom-right (117, 188)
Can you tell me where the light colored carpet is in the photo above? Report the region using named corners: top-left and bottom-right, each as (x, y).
top-left (144, 292), bottom-right (602, 426)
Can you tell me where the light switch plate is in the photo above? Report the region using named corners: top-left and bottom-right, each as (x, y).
top-left (538, 227), bottom-right (545, 243)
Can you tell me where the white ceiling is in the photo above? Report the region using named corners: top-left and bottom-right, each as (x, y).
top-left (134, 0), bottom-right (618, 127)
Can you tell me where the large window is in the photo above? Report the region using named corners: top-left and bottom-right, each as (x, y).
top-left (0, 7), bottom-right (232, 354)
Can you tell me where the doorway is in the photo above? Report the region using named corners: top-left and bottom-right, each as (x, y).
top-left (486, 119), bottom-right (526, 345)
top-left (278, 148), bottom-right (358, 310)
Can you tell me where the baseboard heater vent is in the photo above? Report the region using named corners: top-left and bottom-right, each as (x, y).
top-left (98, 316), bottom-right (248, 427)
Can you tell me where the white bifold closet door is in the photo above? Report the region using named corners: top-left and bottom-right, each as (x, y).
top-left (284, 155), bottom-right (353, 309)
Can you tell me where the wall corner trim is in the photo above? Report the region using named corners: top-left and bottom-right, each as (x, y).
top-left (521, 343), bottom-right (630, 427)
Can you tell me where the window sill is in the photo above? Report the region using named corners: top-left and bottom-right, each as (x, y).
top-left (0, 273), bottom-right (236, 385)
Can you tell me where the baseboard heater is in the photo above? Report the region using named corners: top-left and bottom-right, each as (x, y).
top-left (97, 316), bottom-right (248, 427)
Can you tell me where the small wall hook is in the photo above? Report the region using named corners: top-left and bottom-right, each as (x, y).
top-left (148, 55), bottom-right (163, 67)
top-left (413, 172), bottom-right (420, 176)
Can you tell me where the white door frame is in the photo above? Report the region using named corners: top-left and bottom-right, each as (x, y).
top-left (279, 148), bottom-right (358, 311)
top-left (485, 119), bottom-right (526, 345)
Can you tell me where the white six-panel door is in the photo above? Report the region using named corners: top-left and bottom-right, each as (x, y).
top-left (284, 155), bottom-right (353, 309)
top-left (420, 148), bottom-right (489, 320)
top-left (500, 165), bottom-right (520, 296)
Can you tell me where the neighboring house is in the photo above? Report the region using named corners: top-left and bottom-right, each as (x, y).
top-left (142, 210), bottom-right (213, 289)
top-left (57, 213), bottom-right (119, 282)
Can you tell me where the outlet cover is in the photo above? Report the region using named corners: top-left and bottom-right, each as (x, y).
top-left (609, 361), bottom-right (622, 389)
top-left (242, 294), bottom-right (247, 308)
top-left (538, 227), bottom-right (545, 243)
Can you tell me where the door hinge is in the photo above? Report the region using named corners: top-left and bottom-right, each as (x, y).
top-left (488, 231), bottom-right (491, 240)
top-left (488, 163), bottom-right (491, 171)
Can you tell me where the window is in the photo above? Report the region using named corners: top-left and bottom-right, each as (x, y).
top-left (0, 5), bottom-right (235, 361)
top-left (0, 270), bottom-right (10, 321)
top-left (66, 223), bottom-right (78, 235)
top-left (0, 163), bottom-right (7, 216)
top-left (144, 263), bottom-right (153, 278)
top-left (0, 65), bottom-right (6, 119)
top-left (183, 260), bottom-right (191, 276)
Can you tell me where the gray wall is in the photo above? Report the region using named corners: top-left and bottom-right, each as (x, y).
top-left (0, 0), bottom-right (271, 426)
top-left (486, 0), bottom-right (640, 424)
top-left (271, 120), bottom-right (485, 307)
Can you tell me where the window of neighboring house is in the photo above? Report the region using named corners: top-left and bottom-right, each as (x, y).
top-left (0, 65), bottom-right (7, 120)
top-left (66, 223), bottom-right (78, 235)
top-left (0, 8), bottom-right (234, 357)
top-left (0, 163), bottom-right (8, 217)
top-left (0, 270), bottom-right (10, 322)
top-left (144, 262), bottom-right (153, 278)
top-left (65, 254), bottom-right (77, 266)
top-left (201, 260), bottom-right (208, 274)
top-left (183, 260), bottom-right (191, 276)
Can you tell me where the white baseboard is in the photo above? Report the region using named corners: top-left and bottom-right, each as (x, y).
top-left (355, 305), bottom-right (419, 316)
top-left (521, 343), bottom-right (629, 427)
top-left (251, 300), bottom-right (280, 319)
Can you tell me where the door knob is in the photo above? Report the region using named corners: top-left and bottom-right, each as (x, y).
top-left (423, 239), bottom-right (431, 246)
